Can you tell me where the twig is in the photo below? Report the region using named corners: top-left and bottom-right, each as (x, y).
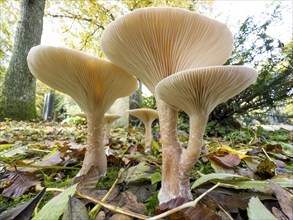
top-left (261, 147), bottom-right (274, 162)
top-left (76, 191), bottom-right (148, 219)
top-left (217, 203), bottom-right (234, 220)
top-left (88, 175), bottom-right (120, 219)
top-left (148, 182), bottom-right (225, 220)
top-left (35, 185), bottom-right (148, 220)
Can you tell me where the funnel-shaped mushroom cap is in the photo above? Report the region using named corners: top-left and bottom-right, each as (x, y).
top-left (101, 7), bottom-right (233, 94)
top-left (104, 114), bottom-right (121, 124)
top-left (74, 113), bottom-right (87, 119)
top-left (156, 66), bottom-right (258, 116)
top-left (127, 109), bottom-right (158, 124)
top-left (27, 45), bottom-right (138, 115)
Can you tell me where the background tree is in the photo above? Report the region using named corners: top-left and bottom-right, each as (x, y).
top-left (0, 0), bottom-right (46, 120)
top-left (0, 1), bottom-right (18, 85)
top-left (208, 5), bottom-right (293, 135)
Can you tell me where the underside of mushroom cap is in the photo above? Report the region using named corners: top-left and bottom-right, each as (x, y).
top-left (127, 109), bottom-right (159, 124)
top-left (155, 66), bottom-right (258, 116)
top-left (27, 45), bottom-right (138, 115)
top-left (101, 7), bottom-right (234, 94)
top-left (104, 114), bottom-right (121, 124)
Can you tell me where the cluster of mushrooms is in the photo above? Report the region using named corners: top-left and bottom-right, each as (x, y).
top-left (27, 7), bottom-right (258, 204)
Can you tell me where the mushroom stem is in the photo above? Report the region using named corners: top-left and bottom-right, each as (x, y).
top-left (157, 99), bottom-right (182, 203)
top-left (80, 113), bottom-right (107, 176)
top-left (104, 123), bottom-right (111, 145)
top-left (144, 120), bottom-right (153, 153)
top-left (179, 114), bottom-right (208, 196)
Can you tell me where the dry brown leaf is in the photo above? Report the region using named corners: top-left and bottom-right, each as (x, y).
top-left (72, 166), bottom-right (100, 192)
top-left (194, 188), bottom-right (248, 212)
top-left (121, 191), bottom-right (146, 214)
top-left (269, 180), bottom-right (293, 219)
top-left (108, 209), bottom-right (134, 220)
top-left (272, 207), bottom-right (289, 220)
top-left (1, 171), bottom-right (40, 197)
top-left (209, 153), bottom-right (241, 168)
top-left (155, 197), bottom-right (221, 220)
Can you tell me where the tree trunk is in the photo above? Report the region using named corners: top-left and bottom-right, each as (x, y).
top-left (0, 0), bottom-right (46, 121)
top-left (129, 80), bottom-right (142, 126)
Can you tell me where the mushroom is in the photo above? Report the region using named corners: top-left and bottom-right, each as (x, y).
top-left (155, 66), bottom-right (258, 202)
top-left (27, 45), bottom-right (138, 177)
top-left (73, 113), bottom-right (87, 119)
top-left (100, 7), bottom-right (234, 202)
top-left (127, 109), bottom-right (158, 153)
top-left (103, 114), bottom-right (121, 144)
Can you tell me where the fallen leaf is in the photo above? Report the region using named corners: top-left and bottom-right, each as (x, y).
top-left (108, 207), bottom-right (133, 220)
top-left (216, 145), bottom-right (253, 159)
top-left (271, 207), bottom-right (288, 220)
top-left (194, 188), bottom-right (249, 211)
top-left (209, 153), bottom-right (241, 168)
top-left (255, 158), bottom-right (276, 179)
top-left (62, 196), bottom-right (89, 220)
top-left (210, 160), bottom-right (236, 174)
top-left (2, 171), bottom-right (40, 197)
top-left (155, 197), bottom-right (221, 220)
top-left (72, 166), bottom-right (100, 192)
top-left (191, 173), bottom-right (249, 189)
top-left (32, 184), bottom-right (78, 220)
top-left (269, 180), bottom-right (293, 219)
top-left (119, 162), bottom-right (153, 184)
top-left (150, 172), bottom-right (162, 184)
top-left (121, 191), bottom-right (146, 214)
top-left (191, 173), bottom-right (293, 189)
top-left (0, 187), bottom-right (46, 220)
top-left (265, 144), bottom-right (284, 153)
top-left (247, 197), bottom-right (277, 220)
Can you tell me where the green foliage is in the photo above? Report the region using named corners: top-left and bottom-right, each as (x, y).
top-left (96, 165), bottom-right (120, 189)
top-left (209, 4), bottom-right (293, 130)
top-left (144, 191), bottom-right (159, 215)
top-left (42, 169), bottom-right (79, 189)
top-left (194, 160), bottom-right (214, 176)
top-left (0, 192), bottom-right (36, 213)
top-left (0, 1), bottom-right (18, 75)
top-left (225, 125), bottom-right (292, 148)
top-left (61, 116), bottom-right (86, 126)
top-left (141, 95), bottom-right (157, 110)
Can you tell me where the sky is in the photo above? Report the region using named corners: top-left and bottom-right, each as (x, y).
top-left (210, 0), bottom-right (292, 43)
top-left (41, 0), bottom-right (293, 96)
top-left (42, 0), bottom-right (293, 46)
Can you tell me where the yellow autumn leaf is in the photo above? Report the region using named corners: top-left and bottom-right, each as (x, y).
top-left (219, 145), bottom-right (255, 160)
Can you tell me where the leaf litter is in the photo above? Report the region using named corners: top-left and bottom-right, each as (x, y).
top-left (0, 120), bottom-right (292, 219)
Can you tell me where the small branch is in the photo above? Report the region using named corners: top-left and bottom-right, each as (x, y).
top-left (35, 185), bottom-right (148, 220)
top-left (46, 13), bottom-right (93, 23)
top-left (76, 191), bottom-right (148, 220)
top-left (88, 175), bottom-right (121, 218)
top-left (149, 182), bottom-right (227, 220)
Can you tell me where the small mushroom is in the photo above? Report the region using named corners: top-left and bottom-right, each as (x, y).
top-left (127, 109), bottom-right (158, 153)
top-left (155, 66), bottom-right (258, 202)
top-left (27, 45), bottom-right (138, 177)
top-left (103, 114), bottom-right (121, 144)
top-left (73, 113), bottom-right (87, 119)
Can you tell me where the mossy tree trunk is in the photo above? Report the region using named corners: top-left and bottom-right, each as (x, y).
top-left (0, 0), bottom-right (46, 121)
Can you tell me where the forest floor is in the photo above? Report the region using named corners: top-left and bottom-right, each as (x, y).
top-left (0, 119), bottom-right (292, 220)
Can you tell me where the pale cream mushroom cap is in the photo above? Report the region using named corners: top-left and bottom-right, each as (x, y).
top-left (127, 109), bottom-right (159, 125)
top-left (101, 7), bottom-right (234, 94)
top-left (155, 66), bottom-right (258, 116)
top-left (74, 113), bottom-right (87, 119)
top-left (27, 45), bottom-right (138, 116)
top-left (104, 114), bottom-right (121, 124)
